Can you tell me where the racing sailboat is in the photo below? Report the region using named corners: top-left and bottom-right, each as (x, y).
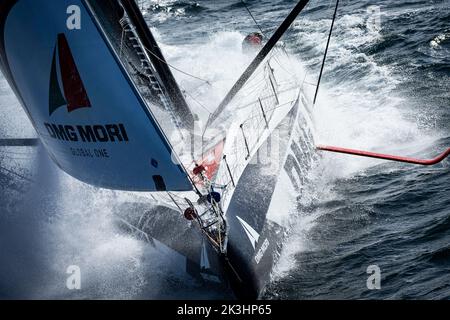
top-left (0, 0), bottom-right (316, 298)
top-left (1, 0), bottom-right (448, 299)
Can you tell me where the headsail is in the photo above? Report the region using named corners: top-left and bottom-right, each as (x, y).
top-left (0, 0), bottom-right (194, 191)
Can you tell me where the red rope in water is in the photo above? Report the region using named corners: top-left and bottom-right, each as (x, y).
top-left (316, 145), bottom-right (450, 166)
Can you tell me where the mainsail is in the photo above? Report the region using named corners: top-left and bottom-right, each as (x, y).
top-left (0, 0), bottom-right (195, 191)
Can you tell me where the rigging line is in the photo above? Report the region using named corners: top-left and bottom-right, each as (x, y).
top-left (190, 81), bottom-right (212, 99)
top-left (303, 80), bottom-right (318, 87)
top-left (241, 99), bottom-right (296, 123)
top-left (241, 0), bottom-right (265, 36)
top-left (313, 0), bottom-right (339, 106)
top-left (142, 46), bottom-right (212, 86)
top-left (240, 1), bottom-right (294, 76)
top-left (241, 78), bottom-right (269, 95)
top-left (236, 84), bottom-right (300, 110)
top-left (0, 165), bottom-right (34, 183)
top-left (234, 84), bottom-right (268, 107)
top-left (237, 80), bottom-right (266, 96)
top-left (271, 54), bottom-right (295, 78)
top-left (221, 75), bottom-right (267, 100)
top-left (209, 0), bottom-right (311, 127)
top-left (182, 87), bottom-right (213, 114)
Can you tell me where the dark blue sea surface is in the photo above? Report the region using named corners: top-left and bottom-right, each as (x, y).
top-left (0, 0), bottom-right (449, 299)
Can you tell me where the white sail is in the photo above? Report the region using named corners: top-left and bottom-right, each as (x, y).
top-left (0, 0), bottom-right (195, 191)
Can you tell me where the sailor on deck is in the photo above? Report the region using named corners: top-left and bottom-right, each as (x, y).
top-left (242, 32), bottom-right (263, 53)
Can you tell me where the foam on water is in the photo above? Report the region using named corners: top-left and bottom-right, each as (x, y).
top-left (156, 30), bottom-right (255, 125)
top-left (0, 28), bottom-right (246, 299)
top-left (0, 76), bottom-right (35, 138)
top-left (0, 145), bottom-right (212, 298)
top-left (270, 10), bottom-right (443, 280)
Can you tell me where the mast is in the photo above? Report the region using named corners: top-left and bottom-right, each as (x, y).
top-left (119, 0), bottom-right (194, 131)
top-left (207, 0), bottom-right (311, 127)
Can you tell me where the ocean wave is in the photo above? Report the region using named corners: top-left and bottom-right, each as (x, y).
top-left (430, 31), bottom-right (450, 48)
